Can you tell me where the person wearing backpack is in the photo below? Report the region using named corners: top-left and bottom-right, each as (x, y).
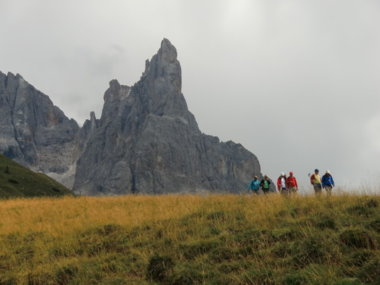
top-left (248, 176), bottom-right (261, 194)
top-left (322, 170), bottom-right (335, 195)
top-left (310, 169), bottom-right (322, 194)
top-left (286, 171), bottom-right (298, 193)
top-left (277, 172), bottom-right (287, 194)
top-left (260, 175), bottom-right (271, 194)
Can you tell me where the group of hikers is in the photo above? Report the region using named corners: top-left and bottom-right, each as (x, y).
top-left (248, 169), bottom-right (335, 195)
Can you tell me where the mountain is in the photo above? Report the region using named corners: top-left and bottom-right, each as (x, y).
top-left (0, 71), bottom-right (80, 187)
top-left (0, 154), bottom-right (72, 198)
top-left (1, 39), bottom-right (263, 195)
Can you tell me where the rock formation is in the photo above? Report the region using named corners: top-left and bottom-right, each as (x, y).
top-left (73, 39), bottom-right (261, 195)
top-left (0, 39), bottom-right (263, 195)
top-left (0, 72), bottom-right (79, 187)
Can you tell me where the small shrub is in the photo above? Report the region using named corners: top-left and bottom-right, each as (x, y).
top-left (345, 250), bottom-right (374, 267)
top-left (356, 257), bottom-right (380, 284)
top-left (146, 255), bottom-right (174, 282)
top-left (365, 199), bottom-right (378, 208)
top-left (339, 229), bottom-right (377, 249)
top-left (293, 236), bottom-right (331, 266)
top-left (314, 215), bottom-right (337, 230)
top-left (55, 264), bottom-right (78, 285)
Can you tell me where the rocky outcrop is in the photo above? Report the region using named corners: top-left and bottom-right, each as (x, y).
top-left (1, 39), bottom-right (263, 195)
top-left (0, 71), bottom-right (79, 186)
top-left (73, 39), bottom-right (261, 195)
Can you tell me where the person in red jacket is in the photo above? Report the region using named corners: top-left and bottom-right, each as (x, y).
top-left (277, 172), bottom-right (287, 194)
top-left (286, 171), bottom-right (298, 193)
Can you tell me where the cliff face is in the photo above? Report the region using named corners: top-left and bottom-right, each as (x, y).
top-left (73, 39), bottom-right (261, 195)
top-left (1, 39), bottom-right (262, 195)
top-left (0, 72), bottom-right (79, 186)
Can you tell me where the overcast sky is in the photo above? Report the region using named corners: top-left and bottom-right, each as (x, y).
top-left (1, 0), bottom-right (380, 191)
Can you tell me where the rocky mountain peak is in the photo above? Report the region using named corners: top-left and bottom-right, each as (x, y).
top-left (143, 38), bottom-right (181, 93)
top-left (73, 39), bottom-right (262, 195)
top-left (1, 39), bottom-right (264, 195)
top-left (159, 38), bottom-right (178, 63)
top-left (0, 71), bottom-right (79, 177)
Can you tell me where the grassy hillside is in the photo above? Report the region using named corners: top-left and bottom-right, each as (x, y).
top-left (0, 194), bottom-right (379, 284)
top-left (0, 154), bottom-right (72, 198)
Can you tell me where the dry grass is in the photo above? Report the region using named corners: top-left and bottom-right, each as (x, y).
top-left (0, 193), bottom-right (379, 284)
top-left (0, 194), bottom-right (284, 235)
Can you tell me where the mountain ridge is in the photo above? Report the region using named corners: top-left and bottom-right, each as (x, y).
top-left (0, 39), bottom-right (263, 195)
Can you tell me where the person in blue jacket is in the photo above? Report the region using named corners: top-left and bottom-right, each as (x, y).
top-left (322, 170), bottom-right (335, 195)
top-left (249, 176), bottom-right (261, 194)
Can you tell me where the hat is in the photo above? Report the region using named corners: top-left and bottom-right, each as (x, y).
top-left (326, 170), bottom-right (331, 174)
top-left (281, 172), bottom-right (285, 176)
top-left (289, 171), bottom-right (293, 175)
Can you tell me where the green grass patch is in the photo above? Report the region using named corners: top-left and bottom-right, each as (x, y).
top-left (0, 154), bottom-right (72, 198)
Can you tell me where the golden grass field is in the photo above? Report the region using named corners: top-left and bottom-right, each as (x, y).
top-left (0, 193), bottom-right (379, 284)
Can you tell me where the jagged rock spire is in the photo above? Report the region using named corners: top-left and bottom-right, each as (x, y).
top-left (73, 39), bottom-right (261, 195)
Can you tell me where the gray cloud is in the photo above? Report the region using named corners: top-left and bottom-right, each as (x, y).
top-left (1, 0), bottom-right (379, 190)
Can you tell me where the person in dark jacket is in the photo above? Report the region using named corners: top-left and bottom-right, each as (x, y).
top-left (322, 170), bottom-right (335, 195)
top-left (249, 176), bottom-right (261, 194)
top-left (260, 175), bottom-right (271, 194)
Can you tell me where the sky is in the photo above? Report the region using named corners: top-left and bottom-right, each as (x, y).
top-left (1, 0), bottom-right (380, 191)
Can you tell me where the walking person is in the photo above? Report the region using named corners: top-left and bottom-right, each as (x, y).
top-left (286, 171), bottom-right (298, 194)
top-left (277, 172), bottom-right (288, 195)
top-left (322, 170), bottom-right (335, 195)
top-left (260, 175), bottom-right (271, 194)
top-left (310, 169), bottom-right (322, 195)
top-left (248, 176), bottom-right (261, 195)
